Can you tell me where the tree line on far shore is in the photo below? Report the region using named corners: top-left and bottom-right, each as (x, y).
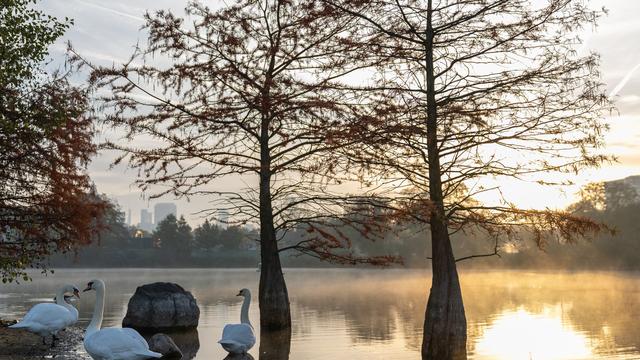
top-left (53, 179), bottom-right (640, 271)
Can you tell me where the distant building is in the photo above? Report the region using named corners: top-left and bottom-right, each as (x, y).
top-left (154, 203), bottom-right (177, 225)
top-left (127, 209), bottom-right (132, 226)
top-left (139, 209), bottom-right (154, 232)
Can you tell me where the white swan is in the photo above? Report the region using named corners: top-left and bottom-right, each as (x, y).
top-left (9, 284), bottom-right (80, 346)
top-left (219, 288), bottom-right (256, 354)
top-left (82, 279), bottom-right (162, 360)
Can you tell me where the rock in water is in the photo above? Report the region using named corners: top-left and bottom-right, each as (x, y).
top-left (161, 328), bottom-right (200, 359)
top-left (148, 333), bottom-right (183, 358)
top-left (122, 282), bottom-right (199, 331)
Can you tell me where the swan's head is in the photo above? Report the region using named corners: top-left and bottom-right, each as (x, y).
top-left (236, 288), bottom-right (251, 297)
top-left (63, 284), bottom-right (80, 298)
top-left (83, 279), bottom-right (105, 292)
top-left (53, 284), bottom-right (80, 302)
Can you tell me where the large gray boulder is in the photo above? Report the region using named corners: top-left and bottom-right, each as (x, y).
top-left (122, 282), bottom-right (199, 331)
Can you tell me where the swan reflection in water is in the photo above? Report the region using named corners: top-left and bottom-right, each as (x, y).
top-left (224, 353), bottom-right (255, 360)
top-left (221, 329), bottom-right (291, 360)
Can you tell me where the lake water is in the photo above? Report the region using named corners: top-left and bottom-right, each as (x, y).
top-left (1, 268), bottom-right (639, 360)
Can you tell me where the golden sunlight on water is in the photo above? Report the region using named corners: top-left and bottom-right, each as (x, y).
top-left (463, 272), bottom-right (640, 360)
top-left (474, 306), bottom-right (593, 360)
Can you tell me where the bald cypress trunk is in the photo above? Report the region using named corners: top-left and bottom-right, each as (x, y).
top-left (421, 1), bottom-right (467, 358)
top-left (258, 113), bottom-right (291, 332)
top-left (258, 205), bottom-right (291, 331)
top-left (422, 219), bottom-right (467, 359)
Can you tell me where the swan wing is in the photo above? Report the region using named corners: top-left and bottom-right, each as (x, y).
top-left (11, 303), bottom-right (73, 331)
top-left (84, 328), bottom-right (162, 359)
top-left (120, 327), bottom-right (151, 349)
top-left (219, 323), bottom-right (256, 350)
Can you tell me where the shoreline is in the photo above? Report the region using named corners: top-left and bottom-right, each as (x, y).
top-left (0, 320), bottom-right (90, 359)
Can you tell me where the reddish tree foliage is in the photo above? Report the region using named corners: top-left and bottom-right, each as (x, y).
top-left (1, 0), bottom-right (104, 283)
top-left (0, 75), bottom-right (104, 283)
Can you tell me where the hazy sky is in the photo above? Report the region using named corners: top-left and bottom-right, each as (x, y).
top-left (36, 0), bottom-right (640, 226)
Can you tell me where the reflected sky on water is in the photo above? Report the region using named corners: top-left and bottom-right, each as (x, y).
top-left (1, 269), bottom-right (639, 359)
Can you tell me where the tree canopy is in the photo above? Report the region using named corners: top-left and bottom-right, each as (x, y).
top-left (0, 0), bottom-right (102, 282)
top-left (0, 0), bottom-right (70, 86)
top-left (153, 214), bottom-right (193, 257)
top-left (328, 0), bottom-right (613, 248)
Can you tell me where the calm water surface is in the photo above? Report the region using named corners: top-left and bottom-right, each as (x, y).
top-left (1, 268), bottom-right (639, 360)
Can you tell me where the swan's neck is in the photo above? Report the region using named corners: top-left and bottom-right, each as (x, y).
top-left (62, 300), bottom-right (76, 313)
top-left (55, 291), bottom-right (75, 313)
top-left (55, 288), bottom-right (67, 307)
top-left (240, 294), bottom-right (251, 326)
top-left (86, 286), bottom-right (105, 337)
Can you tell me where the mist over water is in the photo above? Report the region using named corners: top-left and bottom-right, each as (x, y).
top-left (1, 268), bottom-right (638, 359)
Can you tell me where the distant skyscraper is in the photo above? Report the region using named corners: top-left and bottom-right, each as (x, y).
top-left (154, 202), bottom-right (177, 225)
top-left (139, 209), bottom-right (154, 232)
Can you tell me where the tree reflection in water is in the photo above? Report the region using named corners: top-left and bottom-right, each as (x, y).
top-left (259, 328), bottom-right (291, 360)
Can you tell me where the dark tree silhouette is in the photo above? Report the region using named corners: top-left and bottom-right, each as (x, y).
top-left (193, 220), bottom-right (222, 249)
top-left (73, 0), bottom-right (396, 331)
top-left (321, 0), bottom-right (612, 358)
top-left (0, 0), bottom-right (103, 283)
top-left (154, 214), bottom-right (193, 257)
top-left (96, 197), bottom-right (130, 249)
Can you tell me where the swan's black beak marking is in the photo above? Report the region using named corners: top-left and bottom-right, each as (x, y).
top-left (74, 289), bottom-right (80, 298)
top-left (236, 291), bottom-right (242, 296)
top-left (83, 286), bottom-right (92, 292)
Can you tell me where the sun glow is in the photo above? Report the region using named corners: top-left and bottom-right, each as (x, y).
top-left (473, 306), bottom-right (593, 360)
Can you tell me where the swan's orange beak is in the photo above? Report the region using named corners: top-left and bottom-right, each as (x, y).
top-left (74, 289), bottom-right (80, 298)
top-left (83, 285), bottom-right (92, 292)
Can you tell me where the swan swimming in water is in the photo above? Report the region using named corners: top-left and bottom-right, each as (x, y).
top-left (219, 288), bottom-right (256, 354)
top-left (82, 279), bottom-right (162, 360)
top-left (9, 284), bottom-right (80, 346)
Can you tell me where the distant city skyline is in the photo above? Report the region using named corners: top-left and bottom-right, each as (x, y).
top-left (129, 202), bottom-right (178, 232)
